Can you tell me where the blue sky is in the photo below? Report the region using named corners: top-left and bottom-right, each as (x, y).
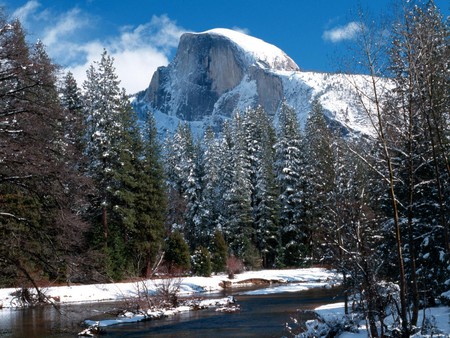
top-left (3, 0), bottom-right (449, 94)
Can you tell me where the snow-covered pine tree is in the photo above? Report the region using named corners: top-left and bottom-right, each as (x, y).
top-left (200, 127), bottom-right (222, 242)
top-left (274, 101), bottom-right (306, 266)
top-left (166, 122), bottom-right (194, 195)
top-left (209, 120), bottom-right (237, 257)
top-left (107, 88), bottom-right (146, 277)
top-left (191, 246), bottom-right (212, 277)
top-left (163, 126), bottom-right (186, 229)
top-left (82, 50), bottom-right (139, 279)
top-left (328, 136), bottom-right (385, 317)
top-left (224, 112), bottom-right (253, 260)
top-left (214, 121), bottom-right (235, 235)
top-left (184, 137), bottom-right (206, 251)
top-left (172, 123), bottom-right (204, 250)
top-left (242, 106), bottom-right (279, 268)
top-left (83, 50), bottom-right (123, 245)
top-left (302, 98), bottom-right (335, 263)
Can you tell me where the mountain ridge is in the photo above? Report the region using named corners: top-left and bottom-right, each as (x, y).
top-left (133, 28), bottom-right (383, 137)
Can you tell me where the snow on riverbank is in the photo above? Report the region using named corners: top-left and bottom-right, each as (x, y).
top-left (0, 267), bottom-right (340, 309)
top-left (80, 296), bottom-right (239, 332)
top-left (302, 302), bottom-right (450, 337)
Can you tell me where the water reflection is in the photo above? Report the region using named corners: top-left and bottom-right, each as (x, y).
top-left (0, 302), bottom-right (123, 338)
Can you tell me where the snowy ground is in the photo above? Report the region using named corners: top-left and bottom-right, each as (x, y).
top-left (304, 301), bottom-right (450, 337)
top-left (0, 268), bottom-right (340, 309)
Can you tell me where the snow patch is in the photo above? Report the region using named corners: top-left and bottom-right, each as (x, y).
top-left (310, 302), bottom-right (450, 338)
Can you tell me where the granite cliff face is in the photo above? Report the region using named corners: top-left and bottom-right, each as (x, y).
top-left (142, 29), bottom-right (299, 123)
top-left (135, 28), bottom-right (382, 136)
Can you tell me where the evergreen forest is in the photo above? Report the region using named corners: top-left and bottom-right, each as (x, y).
top-left (0, 1), bottom-right (448, 336)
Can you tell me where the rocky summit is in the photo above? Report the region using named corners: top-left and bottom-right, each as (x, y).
top-left (134, 28), bottom-right (385, 136)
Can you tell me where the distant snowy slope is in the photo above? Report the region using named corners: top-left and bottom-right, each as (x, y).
top-left (279, 71), bottom-right (388, 135)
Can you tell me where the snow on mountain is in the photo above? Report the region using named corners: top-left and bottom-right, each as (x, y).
top-left (197, 28), bottom-right (300, 71)
top-left (134, 28), bottom-right (387, 137)
top-left (280, 71), bottom-right (386, 136)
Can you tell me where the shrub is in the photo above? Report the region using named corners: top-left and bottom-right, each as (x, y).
top-left (226, 256), bottom-right (244, 279)
top-left (164, 230), bottom-right (191, 274)
top-left (191, 246), bottom-right (212, 277)
top-left (210, 230), bottom-right (228, 273)
top-left (242, 243), bottom-right (262, 270)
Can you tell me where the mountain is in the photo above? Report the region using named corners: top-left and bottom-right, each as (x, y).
top-left (133, 28), bottom-right (382, 136)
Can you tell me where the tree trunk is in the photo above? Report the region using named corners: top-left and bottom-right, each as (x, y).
top-left (102, 206), bottom-right (108, 242)
top-left (364, 261), bottom-right (379, 338)
top-left (406, 79), bottom-right (419, 326)
top-left (343, 272), bottom-right (348, 315)
top-left (369, 69), bottom-right (409, 337)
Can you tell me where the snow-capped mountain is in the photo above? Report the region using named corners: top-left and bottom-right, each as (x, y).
top-left (134, 28), bottom-right (382, 136)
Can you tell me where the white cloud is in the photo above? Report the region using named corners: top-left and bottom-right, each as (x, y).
top-left (68, 15), bottom-right (185, 94)
top-left (231, 26), bottom-right (250, 35)
top-left (322, 21), bottom-right (361, 43)
top-left (110, 48), bottom-right (168, 94)
top-left (10, 2), bottom-right (186, 94)
top-left (42, 8), bottom-right (88, 47)
top-left (145, 14), bottom-right (186, 51)
top-left (11, 0), bottom-right (40, 24)
top-left (67, 41), bottom-right (169, 95)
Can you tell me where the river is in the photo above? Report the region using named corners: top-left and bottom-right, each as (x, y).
top-left (0, 286), bottom-right (343, 337)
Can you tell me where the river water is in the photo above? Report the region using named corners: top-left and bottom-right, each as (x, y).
top-left (0, 286), bottom-right (343, 337)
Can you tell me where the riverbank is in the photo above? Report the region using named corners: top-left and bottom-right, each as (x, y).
top-left (305, 300), bottom-right (450, 337)
top-left (0, 267), bottom-right (340, 309)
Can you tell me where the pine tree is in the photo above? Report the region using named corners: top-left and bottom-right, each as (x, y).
top-left (191, 246), bottom-right (212, 277)
top-left (60, 71), bottom-right (85, 162)
top-left (303, 98), bottom-right (335, 262)
top-left (210, 230), bottom-right (228, 273)
top-left (0, 16), bottom-right (86, 288)
top-left (107, 89), bottom-right (143, 277)
top-left (83, 50), bottom-right (123, 248)
top-left (82, 50), bottom-right (143, 279)
top-left (164, 230), bottom-right (191, 274)
top-left (164, 122), bottom-right (205, 249)
top-left (136, 112), bottom-right (167, 277)
top-left (183, 136), bottom-right (205, 250)
top-left (215, 121), bottom-right (237, 244)
top-left (274, 101), bottom-right (305, 266)
top-left (163, 128), bottom-right (187, 229)
top-left (224, 112), bottom-right (253, 260)
top-left (329, 136), bottom-right (384, 316)
top-left (243, 106), bottom-right (279, 268)
top-left (200, 127), bottom-right (222, 238)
